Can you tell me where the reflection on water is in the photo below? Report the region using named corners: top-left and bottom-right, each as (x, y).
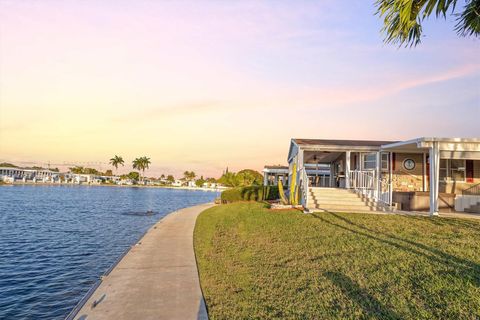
top-left (0, 185), bottom-right (218, 319)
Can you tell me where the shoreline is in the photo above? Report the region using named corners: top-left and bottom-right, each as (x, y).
top-left (68, 203), bottom-right (214, 320)
top-left (0, 182), bottom-right (223, 192)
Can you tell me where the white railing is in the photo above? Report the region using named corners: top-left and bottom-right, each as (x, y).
top-left (349, 170), bottom-right (391, 206)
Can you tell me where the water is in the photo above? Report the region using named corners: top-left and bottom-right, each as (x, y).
top-left (0, 185), bottom-right (218, 319)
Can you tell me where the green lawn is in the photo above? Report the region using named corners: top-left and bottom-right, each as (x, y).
top-left (194, 202), bottom-right (480, 319)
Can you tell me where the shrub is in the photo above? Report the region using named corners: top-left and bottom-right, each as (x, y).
top-left (221, 186), bottom-right (279, 203)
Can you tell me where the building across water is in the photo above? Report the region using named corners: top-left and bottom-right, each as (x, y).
top-left (0, 166), bottom-right (60, 183)
top-left (278, 137), bottom-right (480, 215)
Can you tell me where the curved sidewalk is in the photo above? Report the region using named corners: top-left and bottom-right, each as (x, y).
top-left (73, 203), bottom-right (215, 320)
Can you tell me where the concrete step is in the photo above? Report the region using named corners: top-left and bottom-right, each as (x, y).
top-left (307, 205), bottom-right (380, 212)
top-left (306, 203), bottom-right (377, 211)
top-left (307, 199), bottom-right (378, 207)
top-left (310, 194), bottom-right (364, 201)
top-left (465, 204), bottom-right (480, 214)
top-left (309, 188), bottom-right (352, 193)
top-left (308, 193), bottom-right (371, 201)
top-left (309, 191), bottom-right (360, 197)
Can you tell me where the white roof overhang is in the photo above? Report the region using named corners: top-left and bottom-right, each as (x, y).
top-left (381, 137), bottom-right (480, 159)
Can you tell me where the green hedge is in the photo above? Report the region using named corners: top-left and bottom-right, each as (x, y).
top-left (221, 186), bottom-right (279, 203)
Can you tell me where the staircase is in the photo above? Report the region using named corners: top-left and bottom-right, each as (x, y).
top-left (306, 187), bottom-right (387, 213)
top-left (464, 202), bottom-right (480, 214)
top-left (461, 183), bottom-right (480, 214)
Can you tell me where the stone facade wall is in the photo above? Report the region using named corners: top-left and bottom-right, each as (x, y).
top-left (389, 153), bottom-right (425, 192)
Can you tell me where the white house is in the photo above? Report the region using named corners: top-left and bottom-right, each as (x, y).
top-left (287, 137), bottom-right (480, 215)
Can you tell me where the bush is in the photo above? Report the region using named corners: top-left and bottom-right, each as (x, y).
top-left (221, 186), bottom-right (279, 203)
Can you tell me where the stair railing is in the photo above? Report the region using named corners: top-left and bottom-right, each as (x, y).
top-left (349, 170), bottom-right (391, 206)
top-left (462, 183), bottom-right (480, 196)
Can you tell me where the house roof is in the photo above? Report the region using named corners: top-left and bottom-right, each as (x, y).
top-left (264, 165), bottom-right (288, 170)
top-left (293, 138), bottom-right (397, 147)
top-left (288, 138), bottom-right (399, 162)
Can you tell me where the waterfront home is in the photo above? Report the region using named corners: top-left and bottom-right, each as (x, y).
top-left (287, 137), bottom-right (480, 215)
top-left (0, 166), bottom-right (60, 183)
top-left (172, 179), bottom-right (183, 187)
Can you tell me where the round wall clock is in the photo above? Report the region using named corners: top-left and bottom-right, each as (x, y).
top-left (403, 158), bottom-right (415, 170)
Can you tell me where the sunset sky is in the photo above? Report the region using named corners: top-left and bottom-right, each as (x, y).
top-left (0, 1), bottom-right (479, 177)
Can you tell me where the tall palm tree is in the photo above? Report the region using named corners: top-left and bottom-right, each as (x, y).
top-left (376, 0), bottom-right (479, 47)
top-left (132, 156), bottom-right (151, 182)
top-left (109, 155), bottom-right (124, 175)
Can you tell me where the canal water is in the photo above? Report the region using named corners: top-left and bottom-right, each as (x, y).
top-left (0, 185), bottom-right (218, 319)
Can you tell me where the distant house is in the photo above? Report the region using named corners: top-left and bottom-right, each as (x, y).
top-left (172, 179), bottom-right (183, 187)
top-left (262, 165), bottom-right (289, 186)
top-left (287, 137), bottom-right (480, 215)
top-left (0, 166), bottom-right (59, 183)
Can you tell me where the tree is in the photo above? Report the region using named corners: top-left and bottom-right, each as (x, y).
top-left (69, 166), bottom-right (84, 174)
top-left (105, 169), bottom-right (113, 176)
top-left (83, 168), bottom-right (100, 175)
top-left (217, 171), bottom-right (240, 187)
top-left (109, 155), bottom-right (124, 174)
top-left (132, 156), bottom-right (151, 181)
top-left (126, 171), bottom-right (140, 181)
top-left (160, 174), bottom-right (165, 179)
top-left (167, 175), bottom-right (175, 183)
top-left (206, 177), bottom-right (217, 183)
top-left (0, 162), bottom-right (17, 168)
top-left (217, 169), bottom-right (263, 187)
top-left (183, 171), bottom-right (196, 181)
top-left (195, 176), bottom-right (206, 187)
top-left (236, 169), bottom-right (263, 186)
top-left (376, 0), bottom-right (480, 47)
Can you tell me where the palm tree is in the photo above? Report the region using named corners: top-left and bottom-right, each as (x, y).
top-left (376, 0), bottom-right (479, 47)
top-left (132, 156), bottom-right (151, 182)
top-left (109, 155), bottom-right (124, 175)
top-left (182, 171), bottom-right (196, 181)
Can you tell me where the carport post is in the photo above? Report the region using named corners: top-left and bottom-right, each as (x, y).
top-left (345, 151), bottom-right (351, 188)
top-left (429, 142), bottom-right (440, 216)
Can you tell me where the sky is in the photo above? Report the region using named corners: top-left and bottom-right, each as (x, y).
top-left (0, 0), bottom-right (479, 178)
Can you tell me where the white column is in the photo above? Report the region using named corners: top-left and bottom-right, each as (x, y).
top-left (330, 162), bottom-right (334, 187)
top-left (389, 152), bottom-right (393, 206)
top-left (422, 152), bottom-right (427, 192)
top-left (263, 172), bottom-right (268, 186)
top-left (429, 142), bottom-right (440, 216)
top-left (345, 151), bottom-right (351, 189)
top-left (376, 152), bottom-right (381, 200)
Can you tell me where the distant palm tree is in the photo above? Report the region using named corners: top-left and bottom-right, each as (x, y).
top-left (183, 171), bottom-right (196, 181)
top-left (133, 156), bottom-right (151, 182)
top-left (109, 155), bottom-right (124, 175)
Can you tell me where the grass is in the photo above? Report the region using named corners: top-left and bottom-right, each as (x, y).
top-left (194, 202), bottom-right (480, 319)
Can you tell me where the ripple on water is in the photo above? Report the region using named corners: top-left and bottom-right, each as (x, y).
top-left (0, 186), bottom-right (218, 319)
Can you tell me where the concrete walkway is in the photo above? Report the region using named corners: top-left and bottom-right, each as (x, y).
top-left (73, 203), bottom-right (215, 320)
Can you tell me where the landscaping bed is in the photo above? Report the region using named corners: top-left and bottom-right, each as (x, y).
top-left (194, 202), bottom-right (480, 319)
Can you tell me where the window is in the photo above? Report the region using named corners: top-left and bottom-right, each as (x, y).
top-left (439, 159), bottom-right (448, 181)
top-left (362, 153), bottom-right (376, 170)
top-left (381, 153), bottom-right (389, 171)
top-left (450, 159), bottom-right (466, 182)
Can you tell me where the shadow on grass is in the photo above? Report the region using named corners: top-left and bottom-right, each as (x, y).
top-left (324, 271), bottom-right (402, 320)
top-left (311, 212), bottom-right (480, 287)
top-left (406, 215), bottom-right (480, 232)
